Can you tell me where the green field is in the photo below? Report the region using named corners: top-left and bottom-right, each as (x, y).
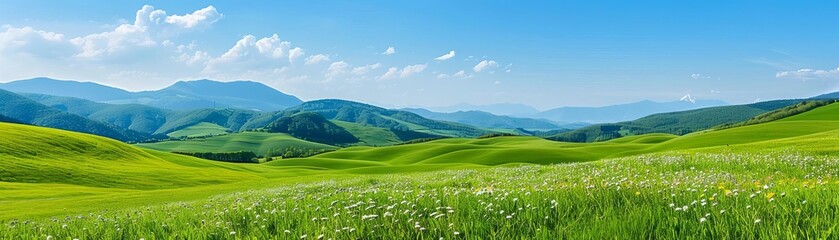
top-left (138, 131), bottom-right (338, 156)
top-left (165, 122), bottom-right (230, 138)
top-left (4, 103), bottom-right (839, 238)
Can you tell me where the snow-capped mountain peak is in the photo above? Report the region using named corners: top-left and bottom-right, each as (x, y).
top-left (680, 94), bottom-right (696, 103)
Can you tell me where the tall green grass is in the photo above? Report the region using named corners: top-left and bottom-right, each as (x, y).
top-left (4, 150), bottom-right (837, 239)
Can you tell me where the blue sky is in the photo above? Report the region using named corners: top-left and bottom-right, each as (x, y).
top-left (0, 1), bottom-right (838, 109)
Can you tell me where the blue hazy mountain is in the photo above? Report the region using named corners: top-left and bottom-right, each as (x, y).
top-left (0, 78), bottom-right (302, 111)
top-left (402, 108), bottom-right (561, 130)
top-left (424, 103), bottom-right (541, 116)
top-left (533, 97), bottom-right (729, 123)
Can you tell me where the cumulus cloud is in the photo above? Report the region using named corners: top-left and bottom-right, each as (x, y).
top-left (379, 64), bottom-right (427, 80)
top-left (382, 47), bottom-right (395, 55)
top-left (70, 5), bottom-right (223, 60)
top-left (473, 60), bottom-right (498, 72)
top-left (776, 67), bottom-right (839, 80)
top-left (304, 54), bottom-right (330, 65)
top-left (325, 61), bottom-right (349, 79)
top-left (351, 63), bottom-right (382, 75)
top-left (204, 34), bottom-right (304, 74)
top-left (380, 67), bottom-right (399, 80)
top-left (0, 25), bottom-right (75, 57)
top-left (434, 50), bottom-right (455, 61)
top-left (178, 50), bottom-right (210, 65)
top-left (164, 6), bottom-right (222, 28)
top-left (288, 47), bottom-right (304, 62)
top-left (436, 70), bottom-right (472, 79)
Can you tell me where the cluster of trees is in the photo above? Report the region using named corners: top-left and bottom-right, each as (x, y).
top-left (174, 151), bottom-right (258, 163)
top-left (265, 146), bottom-right (335, 159)
top-left (265, 112), bottom-right (358, 145)
top-left (476, 133), bottom-right (518, 139)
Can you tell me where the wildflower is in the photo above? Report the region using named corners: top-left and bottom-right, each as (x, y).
top-left (754, 219), bottom-right (761, 224)
top-left (230, 231), bottom-right (236, 235)
top-left (699, 217), bottom-right (707, 223)
top-left (454, 231), bottom-right (460, 235)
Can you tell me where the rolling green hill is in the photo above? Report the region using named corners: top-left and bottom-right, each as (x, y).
top-left (0, 89), bottom-right (153, 142)
top-left (549, 99), bottom-right (802, 142)
top-left (23, 93), bottom-right (170, 134)
top-left (265, 112), bottom-right (358, 145)
top-left (716, 100), bottom-right (836, 129)
top-left (0, 122), bottom-right (266, 189)
top-left (22, 93), bottom-right (273, 136)
top-left (5, 101), bottom-right (839, 222)
top-left (152, 108), bottom-right (262, 135)
top-left (286, 99), bottom-right (491, 138)
top-left (137, 131), bottom-right (339, 157)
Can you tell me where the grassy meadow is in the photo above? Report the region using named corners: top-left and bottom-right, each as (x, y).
top-left (3, 103), bottom-right (839, 238)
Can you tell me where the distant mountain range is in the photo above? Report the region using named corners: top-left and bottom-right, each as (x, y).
top-left (532, 98), bottom-right (729, 123)
top-left (415, 95), bottom-right (729, 124)
top-left (0, 78), bottom-right (302, 111)
top-left (423, 103), bottom-right (541, 116)
top-left (402, 108), bottom-right (562, 130)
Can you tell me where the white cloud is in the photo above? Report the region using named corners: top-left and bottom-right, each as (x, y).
top-left (0, 25), bottom-right (74, 57)
top-left (304, 54), bottom-right (330, 65)
top-left (452, 70), bottom-right (472, 79)
top-left (382, 47), bottom-right (395, 55)
top-left (164, 6), bottom-right (222, 28)
top-left (379, 64), bottom-right (427, 80)
top-left (288, 47), bottom-right (304, 62)
top-left (351, 63), bottom-right (382, 75)
top-left (473, 60), bottom-right (498, 72)
top-left (434, 50), bottom-right (455, 61)
top-left (380, 67), bottom-right (399, 80)
top-left (400, 64), bottom-right (427, 78)
top-left (325, 61), bottom-right (349, 79)
top-left (178, 50), bottom-right (209, 65)
top-left (434, 69), bottom-right (472, 79)
top-left (776, 67), bottom-right (839, 80)
top-left (691, 73), bottom-right (711, 80)
top-left (66, 5), bottom-right (223, 60)
top-left (204, 34), bottom-right (302, 74)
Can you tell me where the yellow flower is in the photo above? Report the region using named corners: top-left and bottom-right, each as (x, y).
top-left (635, 191), bottom-right (641, 196)
top-left (724, 190), bottom-right (733, 196)
top-left (766, 192), bottom-right (775, 199)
